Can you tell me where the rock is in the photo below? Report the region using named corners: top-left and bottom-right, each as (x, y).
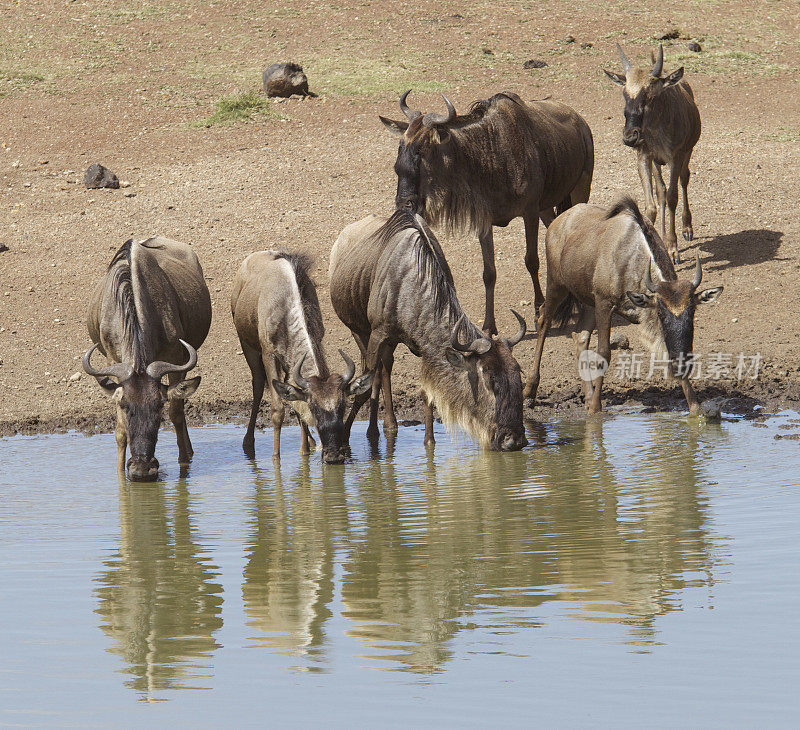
top-left (262, 62), bottom-right (311, 98)
top-left (0, 243), bottom-right (8, 253)
top-left (580, 42), bottom-right (593, 49)
top-left (688, 41), bottom-right (702, 52)
top-left (657, 28), bottom-right (681, 40)
top-left (120, 180), bottom-right (131, 188)
top-left (69, 372), bottom-right (82, 382)
top-left (565, 35), bottom-right (575, 43)
top-left (523, 59), bottom-right (548, 69)
top-left (482, 47), bottom-right (494, 55)
top-left (84, 163), bottom-right (120, 189)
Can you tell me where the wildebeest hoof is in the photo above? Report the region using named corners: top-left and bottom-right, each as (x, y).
top-left (683, 227), bottom-right (694, 241)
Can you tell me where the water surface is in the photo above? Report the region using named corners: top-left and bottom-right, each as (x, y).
top-left (2, 413), bottom-right (799, 726)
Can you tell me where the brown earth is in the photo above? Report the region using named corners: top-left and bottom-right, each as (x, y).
top-left (1, 0), bottom-right (799, 438)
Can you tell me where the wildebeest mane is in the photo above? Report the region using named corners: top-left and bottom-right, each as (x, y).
top-left (274, 250), bottom-right (325, 344)
top-left (369, 208), bottom-right (460, 321)
top-left (108, 239), bottom-right (148, 372)
top-left (424, 92), bottom-right (534, 234)
top-left (607, 196), bottom-right (676, 281)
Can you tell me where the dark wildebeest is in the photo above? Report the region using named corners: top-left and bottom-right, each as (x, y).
top-left (330, 210), bottom-right (527, 450)
top-left (84, 237), bottom-right (211, 480)
top-left (604, 44), bottom-right (701, 263)
top-left (231, 250), bottom-right (372, 464)
top-left (379, 90), bottom-right (594, 332)
top-left (524, 197), bottom-right (722, 414)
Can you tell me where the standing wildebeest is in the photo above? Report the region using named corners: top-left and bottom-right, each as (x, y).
top-left (379, 90), bottom-right (594, 332)
top-left (84, 237), bottom-right (211, 480)
top-left (330, 209), bottom-right (527, 451)
top-left (604, 44), bottom-right (701, 263)
top-left (231, 250), bottom-right (373, 464)
top-left (524, 197), bottom-right (722, 414)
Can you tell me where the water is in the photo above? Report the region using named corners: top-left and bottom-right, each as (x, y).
top-left (2, 413), bottom-right (799, 726)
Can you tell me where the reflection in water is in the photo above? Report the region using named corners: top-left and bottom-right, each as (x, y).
top-left (241, 460), bottom-right (344, 666)
top-left (94, 479), bottom-right (224, 696)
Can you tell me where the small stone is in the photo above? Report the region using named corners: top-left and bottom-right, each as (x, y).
top-left (658, 28), bottom-right (681, 40)
top-left (523, 59), bottom-right (548, 69)
top-left (0, 243), bottom-right (8, 253)
top-left (11, 160), bottom-right (21, 168)
top-left (26, 285), bottom-right (33, 292)
top-left (580, 42), bottom-right (593, 49)
top-left (732, 317), bottom-right (739, 323)
top-left (120, 180), bottom-right (131, 188)
top-left (482, 47), bottom-right (494, 55)
top-left (262, 62), bottom-right (311, 97)
top-left (69, 372), bottom-right (81, 382)
top-left (124, 192), bottom-right (136, 198)
top-left (23, 182), bottom-right (31, 188)
top-left (565, 35), bottom-right (575, 43)
top-left (84, 163), bottom-right (120, 189)
top-left (688, 41), bottom-right (702, 52)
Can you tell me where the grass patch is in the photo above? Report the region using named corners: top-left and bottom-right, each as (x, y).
top-left (306, 55), bottom-right (446, 97)
top-left (192, 91), bottom-right (278, 127)
top-left (0, 68), bottom-right (45, 95)
top-left (668, 45), bottom-right (790, 77)
top-left (761, 127), bottom-right (800, 143)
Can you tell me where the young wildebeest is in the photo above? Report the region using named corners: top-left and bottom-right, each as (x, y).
top-left (605, 44), bottom-right (701, 263)
top-left (231, 250), bottom-right (372, 464)
top-left (330, 210), bottom-right (527, 451)
top-left (524, 197), bottom-right (722, 414)
top-left (84, 237), bottom-right (211, 480)
top-left (379, 90), bottom-right (594, 333)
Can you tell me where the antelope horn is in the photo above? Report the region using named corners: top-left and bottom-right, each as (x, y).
top-left (422, 93), bottom-right (456, 127)
top-left (652, 43), bottom-right (664, 77)
top-left (82, 343), bottom-right (134, 383)
top-left (399, 89), bottom-right (420, 121)
top-left (503, 309), bottom-right (527, 349)
top-left (450, 314), bottom-right (473, 352)
top-left (145, 339), bottom-right (198, 382)
top-left (617, 43), bottom-right (632, 72)
top-left (339, 349), bottom-right (355, 385)
top-left (691, 251), bottom-right (703, 289)
top-left (292, 353), bottom-right (310, 392)
top-left (644, 259), bottom-right (658, 293)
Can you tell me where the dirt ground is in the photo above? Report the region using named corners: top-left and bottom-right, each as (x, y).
top-left (1, 0), bottom-right (799, 438)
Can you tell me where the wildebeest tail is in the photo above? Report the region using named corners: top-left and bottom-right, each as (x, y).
top-left (553, 293), bottom-right (582, 330)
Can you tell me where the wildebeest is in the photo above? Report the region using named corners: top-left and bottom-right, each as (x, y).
top-left (262, 62), bottom-right (311, 97)
top-left (231, 250), bottom-right (372, 464)
top-left (84, 237), bottom-right (211, 480)
top-left (330, 209), bottom-right (527, 451)
top-left (604, 44), bottom-right (701, 263)
top-left (524, 197), bottom-right (722, 414)
top-left (379, 90), bottom-right (594, 332)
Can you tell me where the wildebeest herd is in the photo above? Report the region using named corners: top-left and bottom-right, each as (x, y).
top-left (82, 45), bottom-right (724, 480)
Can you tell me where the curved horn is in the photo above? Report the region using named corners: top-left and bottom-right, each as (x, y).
top-left (82, 343), bottom-right (134, 382)
top-left (651, 43), bottom-right (664, 77)
top-left (339, 349), bottom-right (355, 385)
top-left (399, 89), bottom-right (421, 121)
top-left (145, 339), bottom-right (198, 381)
top-left (503, 309), bottom-right (527, 349)
top-left (450, 314), bottom-right (473, 352)
top-left (292, 353), bottom-right (310, 392)
top-left (422, 93), bottom-right (456, 127)
top-left (644, 259), bottom-right (658, 293)
top-left (691, 251), bottom-right (703, 289)
top-left (617, 43), bottom-right (631, 72)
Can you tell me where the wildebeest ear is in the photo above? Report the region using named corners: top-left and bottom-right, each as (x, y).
top-left (661, 67), bottom-right (684, 87)
top-left (445, 348), bottom-right (473, 371)
top-left (378, 116), bottom-right (409, 136)
top-left (603, 69), bottom-right (626, 86)
top-left (430, 128), bottom-right (451, 145)
top-left (695, 286), bottom-right (723, 305)
top-left (626, 291), bottom-right (657, 308)
top-left (167, 376), bottom-right (201, 401)
top-left (272, 379), bottom-right (307, 402)
top-left (347, 371), bottom-right (374, 397)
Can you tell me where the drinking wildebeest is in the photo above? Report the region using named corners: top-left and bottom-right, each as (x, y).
top-left (379, 90), bottom-right (594, 332)
top-left (523, 197), bottom-right (722, 414)
top-left (84, 237), bottom-right (211, 480)
top-left (604, 44), bottom-right (701, 263)
top-left (231, 250), bottom-right (372, 464)
top-left (330, 210), bottom-right (527, 451)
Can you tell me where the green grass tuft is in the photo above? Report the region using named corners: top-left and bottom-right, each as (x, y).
top-left (193, 90), bottom-right (278, 127)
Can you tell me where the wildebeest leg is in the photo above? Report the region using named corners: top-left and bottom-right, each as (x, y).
top-left (680, 153), bottom-right (694, 242)
top-left (479, 228), bottom-right (498, 335)
top-left (522, 212), bottom-right (545, 316)
top-left (115, 419), bottom-right (127, 475)
top-left (523, 283), bottom-right (568, 402)
top-left (299, 419), bottom-right (315, 455)
top-left (637, 152), bottom-right (656, 223)
top-left (241, 342), bottom-right (265, 455)
top-left (679, 377), bottom-right (701, 416)
top-left (265, 356), bottom-right (284, 461)
top-left (423, 396), bottom-right (435, 447)
top-left (664, 159), bottom-right (682, 263)
top-left (367, 367), bottom-right (382, 441)
top-left (168, 371), bottom-right (193, 464)
top-left (586, 300), bottom-right (613, 415)
top-left (572, 306), bottom-right (596, 402)
top-left (344, 332), bottom-right (369, 443)
top-left (381, 349), bottom-right (398, 436)
top-left (363, 329), bottom-right (389, 441)
top-left (653, 164), bottom-right (667, 238)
